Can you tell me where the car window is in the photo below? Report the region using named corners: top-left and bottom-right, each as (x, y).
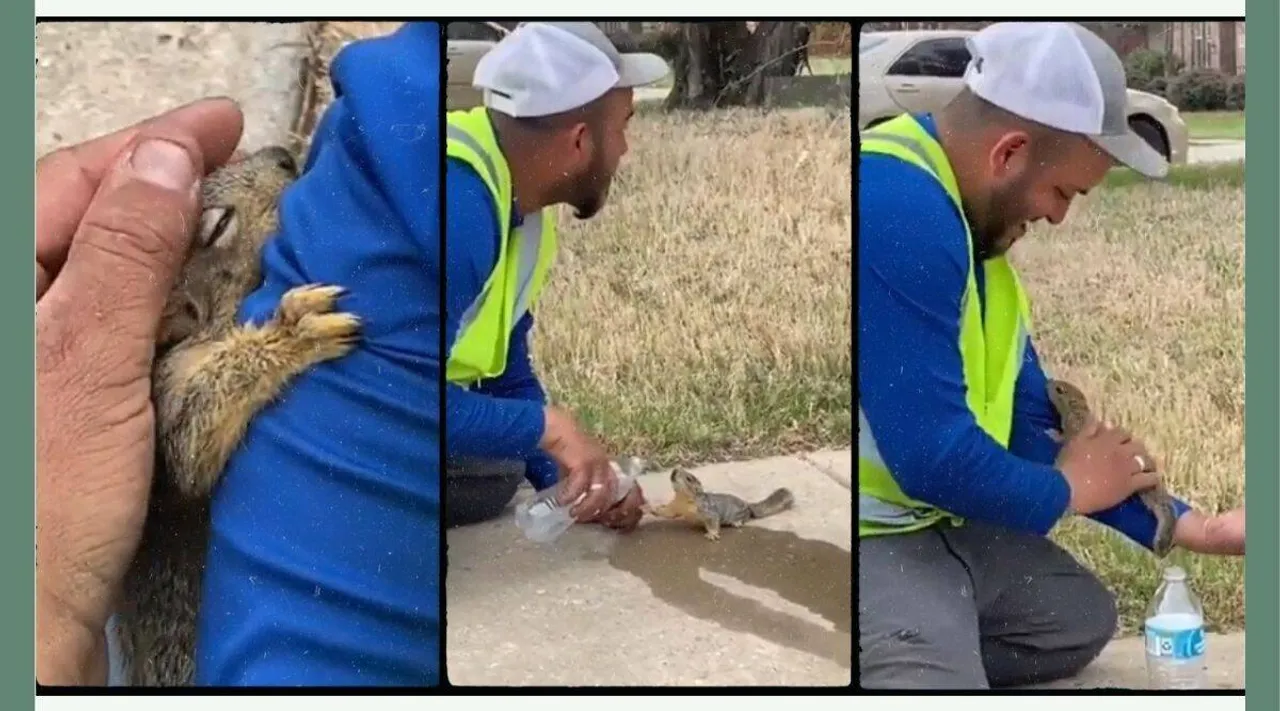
top-left (859, 35), bottom-right (889, 55)
top-left (446, 22), bottom-right (504, 41)
top-left (887, 37), bottom-right (972, 78)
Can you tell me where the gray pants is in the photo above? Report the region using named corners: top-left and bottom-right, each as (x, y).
top-left (859, 520), bottom-right (1117, 689)
top-left (444, 457), bottom-right (526, 529)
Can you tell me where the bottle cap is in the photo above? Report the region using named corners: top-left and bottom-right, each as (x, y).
top-left (1163, 565), bottom-right (1187, 582)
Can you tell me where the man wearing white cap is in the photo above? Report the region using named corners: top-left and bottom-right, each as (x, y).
top-left (858, 22), bottom-right (1245, 688)
top-left (444, 23), bottom-right (670, 530)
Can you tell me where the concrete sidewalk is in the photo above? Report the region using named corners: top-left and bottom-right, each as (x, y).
top-left (445, 451), bottom-right (853, 686)
top-left (1029, 632), bottom-right (1244, 690)
top-left (1187, 139), bottom-right (1245, 165)
top-left (36, 21), bottom-right (311, 158)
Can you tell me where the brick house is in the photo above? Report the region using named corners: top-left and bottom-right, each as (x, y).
top-left (1138, 21), bottom-right (1246, 75)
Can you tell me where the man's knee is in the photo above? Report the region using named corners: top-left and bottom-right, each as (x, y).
top-left (860, 625), bottom-right (989, 690)
top-left (984, 569), bottom-right (1118, 687)
top-left (1067, 572), bottom-right (1119, 660)
top-left (444, 457), bottom-right (525, 529)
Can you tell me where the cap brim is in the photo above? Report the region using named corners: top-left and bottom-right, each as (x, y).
top-left (1089, 129), bottom-right (1170, 179)
top-left (616, 52), bottom-right (670, 88)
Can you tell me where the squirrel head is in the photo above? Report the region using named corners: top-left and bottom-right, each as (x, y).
top-left (158, 146), bottom-right (300, 350)
top-left (669, 468), bottom-right (704, 496)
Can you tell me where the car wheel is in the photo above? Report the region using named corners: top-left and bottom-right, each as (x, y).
top-left (1129, 117), bottom-right (1170, 161)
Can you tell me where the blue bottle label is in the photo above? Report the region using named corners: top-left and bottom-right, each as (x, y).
top-left (1145, 624), bottom-right (1206, 661)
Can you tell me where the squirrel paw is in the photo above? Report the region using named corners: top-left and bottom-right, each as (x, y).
top-left (277, 284), bottom-right (345, 323)
top-left (703, 529), bottom-right (721, 542)
top-left (274, 284), bottom-right (362, 361)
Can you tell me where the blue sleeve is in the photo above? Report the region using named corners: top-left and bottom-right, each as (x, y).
top-left (442, 160), bottom-right (547, 463)
top-left (1009, 342), bottom-right (1192, 549)
top-left (858, 154), bottom-right (1070, 535)
top-left (196, 22), bottom-right (441, 686)
top-left (474, 311), bottom-right (560, 490)
top-left (1007, 340), bottom-right (1066, 465)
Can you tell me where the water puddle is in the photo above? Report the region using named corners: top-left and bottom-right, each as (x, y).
top-left (609, 521), bottom-right (851, 668)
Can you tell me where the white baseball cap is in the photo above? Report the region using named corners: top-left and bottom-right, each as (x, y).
top-left (473, 22), bottom-right (671, 118)
top-left (963, 22), bottom-right (1169, 179)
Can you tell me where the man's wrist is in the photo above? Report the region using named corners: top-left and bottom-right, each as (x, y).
top-left (36, 589), bottom-right (107, 685)
top-left (538, 406), bottom-right (568, 452)
top-left (1171, 508), bottom-right (1210, 553)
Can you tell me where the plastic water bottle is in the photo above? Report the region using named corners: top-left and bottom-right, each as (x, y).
top-left (514, 457), bottom-right (643, 544)
top-left (1144, 565), bottom-right (1207, 689)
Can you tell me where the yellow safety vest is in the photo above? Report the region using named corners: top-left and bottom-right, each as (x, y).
top-left (858, 114), bottom-right (1034, 538)
top-left (444, 107), bottom-right (559, 387)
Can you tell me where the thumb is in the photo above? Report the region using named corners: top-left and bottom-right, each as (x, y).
top-left (46, 137), bottom-right (202, 346)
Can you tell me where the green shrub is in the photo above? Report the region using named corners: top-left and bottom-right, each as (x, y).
top-left (1225, 74), bottom-right (1246, 111)
top-left (1144, 76), bottom-right (1168, 99)
top-left (1124, 49), bottom-right (1182, 88)
top-left (1168, 70), bottom-right (1229, 111)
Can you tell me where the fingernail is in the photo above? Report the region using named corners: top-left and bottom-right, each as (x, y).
top-left (129, 139), bottom-right (196, 192)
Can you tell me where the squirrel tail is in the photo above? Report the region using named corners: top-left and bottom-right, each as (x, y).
top-left (748, 488), bottom-right (795, 519)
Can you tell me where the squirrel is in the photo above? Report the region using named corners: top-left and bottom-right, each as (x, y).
top-left (644, 468), bottom-right (795, 541)
top-left (1046, 378), bottom-right (1178, 558)
top-left (116, 146), bottom-right (362, 686)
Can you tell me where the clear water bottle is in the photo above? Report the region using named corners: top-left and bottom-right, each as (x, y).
top-left (1144, 565), bottom-right (1207, 690)
top-left (514, 457), bottom-right (644, 544)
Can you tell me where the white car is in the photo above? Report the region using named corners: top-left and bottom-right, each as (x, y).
top-left (859, 29), bottom-right (1188, 165)
top-left (446, 39), bottom-right (495, 110)
top-left (445, 22), bottom-right (511, 111)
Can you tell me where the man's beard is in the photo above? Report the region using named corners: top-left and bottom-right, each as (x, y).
top-left (563, 152), bottom-right (612, 221)
top-left (966, 178), bottom-right (1031, 262)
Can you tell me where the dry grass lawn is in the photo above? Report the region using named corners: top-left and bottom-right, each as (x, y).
top-left (534, 108), bottom-right (854, 467)
top-left (1009, 168), bottom-right (1244, 633)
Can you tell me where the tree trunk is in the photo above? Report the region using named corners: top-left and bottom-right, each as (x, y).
top-left (1218, 21), bottom-right (1237, 76)
top-left (654, 21), bottom-right (806, 110)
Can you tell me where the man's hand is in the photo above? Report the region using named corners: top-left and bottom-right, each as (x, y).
top-left (587, 484), bottom-right (646, 532)
top-left (1173, 507), bottom-right (1244, 556)
top-left (36, 97), bottom-right (243, 685)
top-left (539, 406), bottom-right (617, 522)
top-left (1055, 414), bottom-right (1160, 515)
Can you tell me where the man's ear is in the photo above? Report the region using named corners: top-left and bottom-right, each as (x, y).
top-left (566, 121), bottom-right (594, 167)
top-left (990, 131), bottom-right (1031, 179)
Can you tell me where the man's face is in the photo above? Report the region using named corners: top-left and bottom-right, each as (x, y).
top-left (559, 88), bottom-right (634, 220)
top-left (965, 130), bottom-right (1113, 260)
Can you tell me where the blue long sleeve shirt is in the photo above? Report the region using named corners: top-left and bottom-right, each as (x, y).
top-left (443, 158), bottom-right (559, 490)
top-left (858, 113), bottom-right (1190, 550)
top-left (195, 22), bottom-right (441, 686)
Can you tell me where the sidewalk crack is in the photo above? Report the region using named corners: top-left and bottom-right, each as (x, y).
top-left (798, 452), bottom-right (851, 490)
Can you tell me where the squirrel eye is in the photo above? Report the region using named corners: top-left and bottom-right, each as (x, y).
top-left (198, 206), bottom-right (238, 247)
